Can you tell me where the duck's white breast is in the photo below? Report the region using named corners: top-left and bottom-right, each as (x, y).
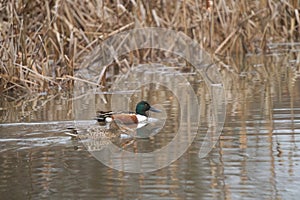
top-left (136, 114), bottom-right (147, 122)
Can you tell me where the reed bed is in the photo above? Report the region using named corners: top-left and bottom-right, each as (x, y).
top-left (0, 0), bottom-right (299, 98)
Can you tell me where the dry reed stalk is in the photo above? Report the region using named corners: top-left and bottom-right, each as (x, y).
top-left (0, 0), bottom-right (299, 98)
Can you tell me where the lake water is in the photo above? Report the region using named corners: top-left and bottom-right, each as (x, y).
top-left (0, 55), bottom-right (300, 199)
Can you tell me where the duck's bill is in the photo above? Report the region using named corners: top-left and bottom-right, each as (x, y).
top-left (149, 107), bottom-right (161, 113)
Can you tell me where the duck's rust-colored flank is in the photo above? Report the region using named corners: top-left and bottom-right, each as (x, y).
top-left (112, 114), bottom-right (138, 124)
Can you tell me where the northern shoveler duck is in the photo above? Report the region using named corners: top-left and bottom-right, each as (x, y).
top-left (65, 121), bottom-right (121, 139)
top-left (96, 101), bottom-right (161, 125)
top-left (64, 122), bottom-right (135, 151)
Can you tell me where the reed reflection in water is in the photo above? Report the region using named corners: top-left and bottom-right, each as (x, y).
top-left (0, 55), bottom-right (300, 199)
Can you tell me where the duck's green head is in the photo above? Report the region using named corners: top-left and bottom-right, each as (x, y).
top-left (135, 101), bottom-right (161, 116)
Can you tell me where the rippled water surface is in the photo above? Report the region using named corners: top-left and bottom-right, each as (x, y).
top-left (1, 56), bottom-right (300, 199)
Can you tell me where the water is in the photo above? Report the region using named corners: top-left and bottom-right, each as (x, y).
top-left (1, 56), bottom-right (300, 199)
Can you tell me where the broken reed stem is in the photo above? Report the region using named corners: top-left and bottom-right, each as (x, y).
top-left (65, 75), bottom-right (104, 88)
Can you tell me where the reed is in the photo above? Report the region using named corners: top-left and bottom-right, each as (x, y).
top-left (0, 0), bottom-right (299, 97)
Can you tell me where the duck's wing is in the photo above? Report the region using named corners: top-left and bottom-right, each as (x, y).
top-left (96, 111), bottom-right (114, 122)
top-left (96, 111), bottom-right (135, 123)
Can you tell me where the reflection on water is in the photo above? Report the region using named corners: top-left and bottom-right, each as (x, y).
top-left (0, 55), bottom-right (300, 199)
top-left (0, 93), bottom-right (73, 123)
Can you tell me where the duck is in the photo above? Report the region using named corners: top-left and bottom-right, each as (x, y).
top-left (64, 122), bottom-right (135, 151)
top-left (65, 121), bottom-right (121, 139)
top-left (96, 101), bottom-right (161, 125)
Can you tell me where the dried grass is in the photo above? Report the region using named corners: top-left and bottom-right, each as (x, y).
top-left (0, 0), bottom-right (299, 97)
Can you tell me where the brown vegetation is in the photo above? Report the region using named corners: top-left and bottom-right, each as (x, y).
top-left (0, 0), bottom-right (299, 97)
